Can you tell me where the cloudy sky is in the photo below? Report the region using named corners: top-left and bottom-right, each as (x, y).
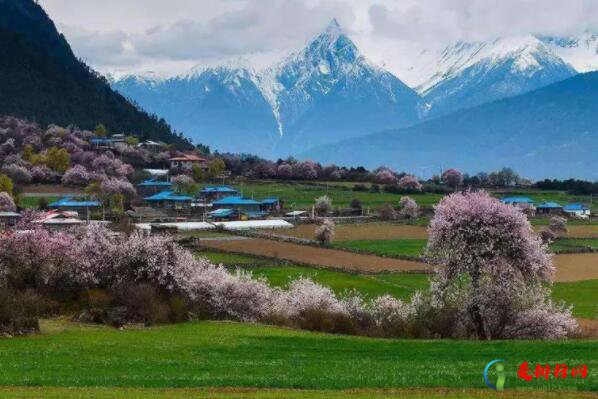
top-left (39, 0), bottom-right (598, 81)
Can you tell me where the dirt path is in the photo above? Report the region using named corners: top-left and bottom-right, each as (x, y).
top-left (276, 223), bottom-right (429, 240)
top-left (553, 253), bottom-right (598, 281)
top-left (201, 238), bottom-right (430, 273)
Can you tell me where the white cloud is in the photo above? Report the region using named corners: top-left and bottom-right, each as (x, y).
top-left (38, 0), bottom-right (598, 77)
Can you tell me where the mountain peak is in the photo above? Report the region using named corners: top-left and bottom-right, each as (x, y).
top-left (324, 18), bottom-right (342, 36)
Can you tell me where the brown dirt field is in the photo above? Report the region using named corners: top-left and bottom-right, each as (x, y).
top-left (553, 253), bottom-right (598, 282)
top-left (577, 318), bottom-right (598, 338)
top-left (202, 238), bottom-right (431, 273)
top-left (564, 225), bottom-right (598, 238)
top-left (275, 223), bottom-right (429, 240)
top-left (21, 184), bottom-right (83, 195)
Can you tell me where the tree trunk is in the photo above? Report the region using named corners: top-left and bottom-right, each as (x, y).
top-left (470, 272), bottom-right (489, 340)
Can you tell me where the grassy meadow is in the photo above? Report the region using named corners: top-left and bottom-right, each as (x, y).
top-left (229, 181), bottom-right (597, 212)
top-left (0, 320), bottom-right (595, 392)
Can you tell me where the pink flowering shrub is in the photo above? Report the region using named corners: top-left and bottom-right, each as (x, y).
top-left (441, 168), bottom-right (463, 188)
top-left (31, 165), bottom-right (58, 183)
top-left (397, 175), bottom-right (422, 192)
top-left (315, 218), bottom-right (335, 245)
top-left (374, 167), bottom-right (397, 184)
top-left (549, 216), bottom-right (568, 235)
top-left (62, 165), bottom-right (91, 186)
top-left (277, 163), bottom-right (293, 179)
top-left (100, 178), bottom-right (136, 198)
top-left (314, 195), bottom-right (332, 216)
top-left (0, 192), bottom-right (16, 212)
top-left (398, 196), bottom-right (420, 219)
top-left (425, 191), bottom-right (576, 339)
top-left (1, 164), bottom-right (32, 184)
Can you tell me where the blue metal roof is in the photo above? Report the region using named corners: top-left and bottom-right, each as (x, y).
top-left (138, 179), bottom-right (173, 187)
top-left (49, 197), bottom-right (101, 208)
top-left (201, 186), bottom-right (238, 194)
top-left (536, 201), bottom-right (563, 209)
top-left (564, 203), bottom-right (589, 211)
top-left (144, 191), bottom-right (193, 202)
top-left (261, 198), bottom-right (279, 205)
top-left (90, 138), bottom-right (113, 144)
top-left (213, 196), bottom-right (260, 206)
top-left (501, 197), bottom-right (534, 204)
top-left (208, 208), bottom-right (235, 217)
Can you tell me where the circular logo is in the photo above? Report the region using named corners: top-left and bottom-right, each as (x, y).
top-left (484, 359), bottom-right (506, 391)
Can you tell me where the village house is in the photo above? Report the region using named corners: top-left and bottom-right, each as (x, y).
top-left (144, 191), bottom-right (193, 211)
top-left (199, 186), bottom-right (239, 203)
top-left (137, 140), bottom-right (163, 153)
top-left (210, 196), bottom-right (269, 220)
top-left (563, 203), bottom-right (591, 218)
top-left (0, 211), bottom-right (21, 229)
top-left (137, 179), bottom-right (173, 196)
top-left (34, 210), bottom-right (84, 230)
top-left (49, 197), bottom-right (101, 221)
top-left (169, 154), bottom-right (208, 171)
top-left (260, 198), bottom-right (281, 213)
top-left (500, 196), bottom-right (536, 214)
top-left (535, 202), bottom-right (564, 215)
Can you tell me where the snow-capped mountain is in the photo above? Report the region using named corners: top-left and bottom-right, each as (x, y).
top-left (539, 31), bottom-right (598, 73)
top-left (261, 19), bottom-right (420, 154)
top-left (112, 19), bottom-right (420, 156)
top-left (417, 35), bottom-right (577, 117)
top-left (112, 63), bottom-right (280, 155)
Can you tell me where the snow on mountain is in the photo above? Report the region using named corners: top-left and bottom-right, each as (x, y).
top-left (539, 31), bottom-right (598, 73)
top-left (112, 63), bottom-right (280, 155)
top-left (418, 35), bottom-right (576, 117)
top-left (112, 19), bottom-right (421, 157)
top-left (261, 19), bottom-right (420, 155)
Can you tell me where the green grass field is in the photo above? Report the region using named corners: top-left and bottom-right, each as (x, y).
top-left (0, 320), bottom-right (595, 393)
top-left (18, 195), bottom-right (60, 208)
top-left (198, 251), bottom-right (597, 318)
top-left (227, 181), bottom-right (596, 213)
top-left (550, 239), bottom-right (598, 253)
top-left (233, 182), bottom-right (444, 209)
top-left (2, 387), bottom-right (597, 399)
top-left (333, 239), bottom-right (427, 258)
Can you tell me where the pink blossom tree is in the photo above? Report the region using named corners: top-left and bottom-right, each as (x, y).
top-left (374, 167), bottom-right (397, 185)
top-left (441, 168), bottom-right (463, 189)
top-left (292, 161), bottom-right (319, 180)
top-left (425, 191), bottom-right (576, 339)
top-left (277, 163), bottom-right (293, 179)
top-left (1, 164), bottom-right (32, 184)
top-left (62, 165), bottom-right (91, 186)
top-left (315, 218), bottom-right (335, 245)
top-left (397, 175), bottom-right (422, 192)
top-left (398, 196), bottom-right (420, 219)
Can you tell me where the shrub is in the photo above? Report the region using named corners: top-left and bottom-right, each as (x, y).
top-left (315, 218), bottom-right (335, 245)
top-left (0, 289), bottom-right (41, 335)
top-left (62, 165), bottom-right (91, 186)
top-left (549, 216), bottom-right (568, 235)
top-left (314, 195), bottom-right (332, 216)
top-left (539, 229), bottom-right (557, 244)
top-left (1, 164), bottom-right (31, 184)
top-left (0, 192), bottom-right (15, 212)
top-left (397, 175), bottom-right (422, 192)
top-left (352, 183), bottom-right (368, 192)
top-left (378, 203), bottom-right (397, 220)
top-left (398, 196), bottom-right (420, 219)
top-left (349, 198), bottom-right (362, 210)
